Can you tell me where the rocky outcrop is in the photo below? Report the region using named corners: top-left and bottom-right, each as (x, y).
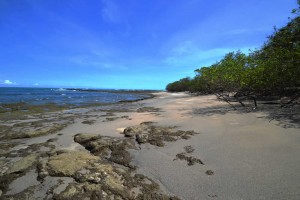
top-left (136, 107), bottom-right (161, 113)
top-left (74, 133), bottom-right (135, 168)
top-left (69, 134), bottom-right (180, 200)
top-left (29, 136), bottom-right (179, 200)
top-left (123, 122), bottom-right (199, 147)
top-left (6, 154), bottom-right (38, 174)
top-left (0, 118), bottom-right (73, 139)
top-left (1, 119), bottom-right (194, 199)
top-left (46, 151), bottom-right (100, 177)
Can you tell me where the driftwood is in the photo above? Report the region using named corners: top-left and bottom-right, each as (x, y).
top-left (269, 93), bottom-right (299, 122)
top-left (280, 93), bottom-right (299, 108)
top-left (215, 93), bottom-right (237, 110)
top-left (216, 92), bottom-right (257, 110)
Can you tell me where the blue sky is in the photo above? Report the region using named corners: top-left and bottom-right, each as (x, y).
top-left (0, 0), bottom-right (297, 89)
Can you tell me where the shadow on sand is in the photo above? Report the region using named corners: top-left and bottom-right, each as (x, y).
top-left (193, 100), bottom-right (300, 129)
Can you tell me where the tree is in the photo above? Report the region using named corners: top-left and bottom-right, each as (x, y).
top-left (166, 3), bottom-right (300, 98)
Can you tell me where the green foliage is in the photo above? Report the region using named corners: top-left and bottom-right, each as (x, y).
top-left (166, 5), bottom-right (300, 97)
top-left (166, 77), bottom-right (192, 92)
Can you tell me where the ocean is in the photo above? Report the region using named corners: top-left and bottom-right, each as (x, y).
top-left (0, 87), bottom-right (152, 106)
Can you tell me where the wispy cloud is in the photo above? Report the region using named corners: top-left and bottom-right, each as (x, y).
top-left (163, 41), bottom-right (254, 68)
top-left (224, 27), bottom-right (270, 36)
top-left (171, 41), bottom-right (195, 56)
top-left (101, 0), bottom-right (120, 23)
top-left (69, 54), bottom-right (128, 70)
top-left (225, 29), bottom-right (249, 35)
top-left (2, 80), bottom-right (17, 85)
top-left (24, 0), bottom-right (106, 51)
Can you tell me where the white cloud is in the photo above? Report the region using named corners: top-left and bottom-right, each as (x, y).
top-left (34, 83), bottom-right (39, 86)
top-left (4, 80), bottom-right (12, 84)
top-left (3, 80), bottom-right (17, 85)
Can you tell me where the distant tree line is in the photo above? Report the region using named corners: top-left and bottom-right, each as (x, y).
top-left (166, 1), bottom-right (300, 105)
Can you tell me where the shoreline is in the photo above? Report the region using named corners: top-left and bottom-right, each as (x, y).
top-left (0, 88), bottom-right (156, 114)
top-left (0, 92), bottom-right (299, 199)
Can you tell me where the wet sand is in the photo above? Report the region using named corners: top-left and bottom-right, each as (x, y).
top-left (0, 92), bottom-right (299, 199)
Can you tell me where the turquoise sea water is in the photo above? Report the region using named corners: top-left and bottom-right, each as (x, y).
top-left (0, 87), bottom-right (150, 106)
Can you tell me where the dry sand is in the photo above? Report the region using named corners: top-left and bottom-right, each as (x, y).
top-left (130, 92), bottom-right (300, 200)
top-left (1, 92), bottom-right (299, 199)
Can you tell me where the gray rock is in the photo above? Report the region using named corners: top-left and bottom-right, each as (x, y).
top-left (46, 151), bottom-right (100, 177)
top-left (136, 133), bottom-right (149, 144)
top-left (7, 154), bottom-right (38, 174)
top-left (123, 127), bottom-right (137, 137)
top-left (74, 133), bottom-right (101, 144)
top-left (37, 160), bottom-right (49, 180)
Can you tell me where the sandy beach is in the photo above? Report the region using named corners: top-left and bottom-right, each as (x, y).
top-left (0, 92), bottom-right (299, 199)
top-left (131, 93), bottom-right (300, 200)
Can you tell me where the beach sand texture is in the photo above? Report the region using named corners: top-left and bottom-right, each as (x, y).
top-left (131, 93), bottom-right (300, 200)
top-left (0, 92), bottom-right (299, 199)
